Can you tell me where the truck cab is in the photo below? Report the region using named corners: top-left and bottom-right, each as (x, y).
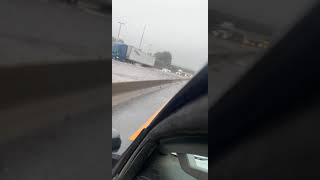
top-left (112, 42), bottom-right (128, 62)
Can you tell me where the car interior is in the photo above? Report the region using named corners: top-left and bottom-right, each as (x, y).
top-left (208, 1), bottom-right (320, 179)
top-left (112, 65), bottom-right (208, 180)
top-left (114, 94), bottom-right (208, 180)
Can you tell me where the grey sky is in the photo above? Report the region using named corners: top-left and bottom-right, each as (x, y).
top-left (112, 0), bottom-right (207, 71)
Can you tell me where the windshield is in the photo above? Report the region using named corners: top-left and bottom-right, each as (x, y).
top-left (112, 0), bottom-right (207, 154)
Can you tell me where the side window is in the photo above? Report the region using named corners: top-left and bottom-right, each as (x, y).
top-left (135, 152), bottom-right (208, 180)
top-left (177, 153), bottom-right (208, 180)
top-left (184, 154), bottom-right (208, 172)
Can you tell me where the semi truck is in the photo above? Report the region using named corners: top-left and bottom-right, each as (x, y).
top-left (112, 42), bottom-right (128, 62)
top-left (112, 42), bottom-right (156, 67)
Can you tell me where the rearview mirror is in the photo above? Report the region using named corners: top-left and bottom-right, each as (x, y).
top-left (112, 128), bottom-right (121, 152)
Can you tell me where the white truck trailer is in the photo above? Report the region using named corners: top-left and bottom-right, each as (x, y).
top-left (126, 46), bottom-right (156, 67)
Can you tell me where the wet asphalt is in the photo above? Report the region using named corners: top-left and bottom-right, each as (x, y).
top-left (112, 82), bottom-right (185, 155)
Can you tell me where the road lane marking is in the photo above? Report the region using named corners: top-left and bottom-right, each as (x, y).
top-left (129, 103), bottom-right (166, 141)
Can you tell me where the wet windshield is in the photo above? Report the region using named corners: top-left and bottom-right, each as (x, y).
top-left (112, 0), bottom-right (208, 154)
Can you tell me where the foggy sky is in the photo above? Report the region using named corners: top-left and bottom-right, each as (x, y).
top-left (112, 0), bottom-right (208, 71)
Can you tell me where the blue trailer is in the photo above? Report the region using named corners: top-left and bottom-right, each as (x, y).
top-left (112, 42), bottom-right (128, 61)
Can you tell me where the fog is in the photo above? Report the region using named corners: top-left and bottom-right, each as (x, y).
top-left (112, 0), bottom-right (207, 71)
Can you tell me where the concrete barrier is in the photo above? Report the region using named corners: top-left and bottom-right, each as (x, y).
top-left (112, 79), bottom-right (186, 106)
top-left (112, 79), bottom-right (184, 95)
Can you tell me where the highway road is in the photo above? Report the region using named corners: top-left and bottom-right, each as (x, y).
top-left (112, 60), bottom-right (181, 82)
top-left (0, 1), bottom-right (114, 179)
top-left (112, 81), bottom-right (186, 155)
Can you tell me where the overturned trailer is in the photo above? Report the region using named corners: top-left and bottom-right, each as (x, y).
top-left (126, 46), bottom-right (156, 67)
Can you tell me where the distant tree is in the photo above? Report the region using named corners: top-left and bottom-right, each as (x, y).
top-left (117, 39), bottom-right (124, 43)
top-left (154, 51), bottom-right (172, 68)
top-left (112, 36), bottom-right (124, 43)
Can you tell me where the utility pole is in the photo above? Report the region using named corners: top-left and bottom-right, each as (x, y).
top-left (117, 22), bottom-right (125, 40)
top-left (139, 24), bottom-right (147, 49)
